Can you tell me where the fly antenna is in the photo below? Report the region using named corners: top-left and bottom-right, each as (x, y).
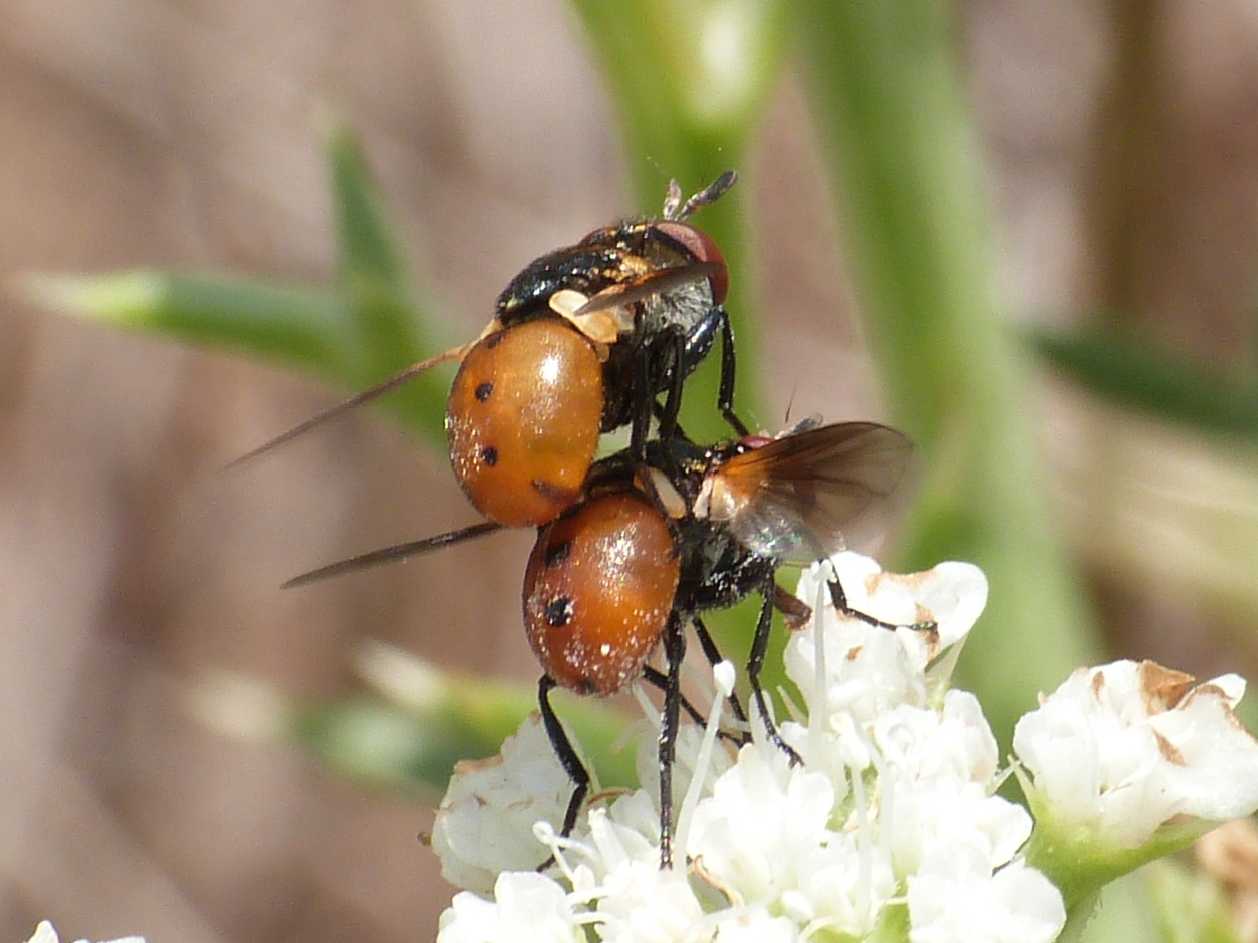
top-left (662, 179), bottom-right (684, 220)
top-left (676, 170), bottom-right (738, 221)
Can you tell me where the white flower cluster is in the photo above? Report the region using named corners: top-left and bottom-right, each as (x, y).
top-left (433, 552), bottom-right (1258, 943)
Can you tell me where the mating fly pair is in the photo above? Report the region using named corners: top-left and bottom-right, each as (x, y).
top-left (520, 418), bottom-right (934, 868)
top-left (232, 171), bottom-right (745, 533)
top-left (237, 173), bottom-right (931, 871)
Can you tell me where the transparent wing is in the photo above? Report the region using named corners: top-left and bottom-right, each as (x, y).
top-left (713, 422), bottom-right (916, 564)
top-left (282, 521), bottom-right (502, 588)
top-left (573, 261), bottom-right (721, 316)
top-left (223, 343), bottom-right (470, 471)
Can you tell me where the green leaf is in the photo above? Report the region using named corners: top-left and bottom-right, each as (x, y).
top-left (20, 271), bottom-right (345, 373)
top-left (569, 1), bottom-right (788, 156)
top-left (1029, 326), bottom-right (1258, 441)
top-left (797, 1), bottom-right (1101, 747)
top-left (327, 124), bottom-right (452, 445)
top-left (329, 127), bottom-right (408, 292)
top-left (23, 125), bottom-right (460, 451)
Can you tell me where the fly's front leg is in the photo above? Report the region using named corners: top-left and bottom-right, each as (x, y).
top-left (827, 575), bottom-right (938, 635)
top-left (680, 306), bottom-right (750, 438)
top-left (628, 317), bottom-right (654, 463)
top-left (716, 307), bottom-right (749, 437)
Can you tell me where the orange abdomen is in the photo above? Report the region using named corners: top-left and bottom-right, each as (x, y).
top-left (522, 492), bottom-right (679, 695)
top-left (446, 319), bottom-right (603, 527)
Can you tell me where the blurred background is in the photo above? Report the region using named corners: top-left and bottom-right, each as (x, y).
top-left (4, 1), bottom-right (1258, 940)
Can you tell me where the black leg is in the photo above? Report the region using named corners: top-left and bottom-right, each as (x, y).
top-left (537, 675), bottom-right (590, 848)
top-left (646, 303), bottom-right (751, 449)
top-left (641, 665), bottom-right (742, 747)
top-left (827, 577), bottom-right (937, 634)
top-left (690, 615), bottom-right (749, 728)
top-left (747, 586), bottom-right (802, 767)
top-left (716, 308), bottom-right (750, 437)
top-left (628, 323), bottom-right (655, 463)
top-left (651, 399), bottom-right (690, 444)
top-left (681, 306), bottom-right (721, 367)
top-left (658, 613), bottom-right (686, 870)
top-left (677, 305), bottom-right (748, 437)
top-left (656, 329), bottom-right (686, 448)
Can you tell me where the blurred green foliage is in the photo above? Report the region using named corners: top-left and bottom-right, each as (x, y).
top-left (796, 2), bottom-right (1100, 741)
top-left (25, 16), bottom-right (1257, 933)
top-left (1030, 325), bottom-right (1258, 443)
top-left (294, 662), bottom-right (639, 794)
top-left (1143, 860), bottom-right (1246, 943)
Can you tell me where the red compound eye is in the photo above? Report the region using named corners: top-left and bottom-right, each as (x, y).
top-left (655, 221), bottom-right (729, 305)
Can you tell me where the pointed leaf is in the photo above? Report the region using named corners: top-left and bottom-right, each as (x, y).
top-left (21, 271), bottom-right (345, 373)
top-left (327, 124), bottom-right (451, 444)
top-left (1029, 326), bottom-right (1258, 441)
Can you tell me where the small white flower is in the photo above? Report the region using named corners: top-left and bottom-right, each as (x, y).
top-left (788, 555), bottom-right (987, 732)
top-left (590, 843), bottom-right (707, 942)
top-left (1014, 659), bottom-right (1258, 850)
top-left (685, 742), bottom-right (880, 922)
top-left (908, 849), bottom-right (1066, 943)
top-left (710, 907), bottom-right (797, 942)
top-left (873, 691), bottom-right (998, 787)
top-left (24, 921), bottom-right (144, 943)
top-left (886, 777), bottom-right (1031, 879)
top-left (872, 692), bottom-right (1029, 877)
top-left (437, 872), bottom-right (584, 943)
top-left (432, 712), bottom-right (578, 894)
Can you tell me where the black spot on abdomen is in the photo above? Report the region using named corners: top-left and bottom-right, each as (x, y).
top-left (544, 540), bottom-right (571, 567)
top-left (544, 597), bottom-right (573, 627)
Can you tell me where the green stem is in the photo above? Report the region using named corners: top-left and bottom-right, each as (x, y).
top-left (798, 1), bottom-right (1101, 745)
